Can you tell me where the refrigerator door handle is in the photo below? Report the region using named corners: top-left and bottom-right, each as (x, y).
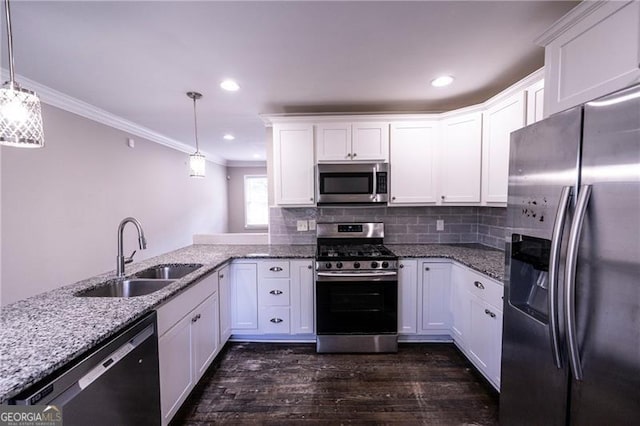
top-left (565, 184), bottom-right (592, 381)
top-left (548, 185), bottom-right (572, 369)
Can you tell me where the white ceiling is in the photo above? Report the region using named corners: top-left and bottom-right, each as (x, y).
top-left (3, 1), bottom-right (577, 163)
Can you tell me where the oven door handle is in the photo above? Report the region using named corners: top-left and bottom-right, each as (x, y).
top-left (317, 271), bottom-right (398, 280)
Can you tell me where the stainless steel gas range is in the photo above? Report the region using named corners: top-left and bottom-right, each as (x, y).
top-left (315, 222), bottom-right (398, 353)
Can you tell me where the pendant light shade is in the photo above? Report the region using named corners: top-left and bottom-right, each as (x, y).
top-left (0, 0), bottom-right (44, 148)
top-left (187, 91), bottom-right (205, 178)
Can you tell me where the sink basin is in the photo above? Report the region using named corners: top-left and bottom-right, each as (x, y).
top-left (133, 264), bottom-right (203, 280)
top-left (76, 279), bottom-right (175, 298)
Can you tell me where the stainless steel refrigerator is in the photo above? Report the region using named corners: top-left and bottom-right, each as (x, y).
top-left (500, 84), bottom-right (640, 425)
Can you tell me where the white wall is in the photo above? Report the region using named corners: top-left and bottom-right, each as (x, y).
top-left (227, 165), bottom-right (268, 233)
top-left (0, 104), bottom-right (228, 305)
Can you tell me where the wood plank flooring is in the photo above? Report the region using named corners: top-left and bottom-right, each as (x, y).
top-left (171, 342), bottom-right (499, 425)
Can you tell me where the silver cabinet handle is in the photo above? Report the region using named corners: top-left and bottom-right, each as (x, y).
top-left (310, 197), bottom-right (314, 201)
top-left (307, 265), bottom-right (312, 269)
top-left (441, 195), bottom-right (445, 200)
top-left (484, 308), bottom-right (496, 318)
top-left (219, 274), bottom-right (224, 279)
top-left (548, 185), bottom-right (572, 369)
top-left (191, 313), bottom-right (201, 323)
top-left (392, 196), bottom-right (396, 201)
top-left (565, 185), bottom-right (592, 381)
top-left (270, 318), bottom-right (283, 324)
top-left (352, 152), bottom-right (357, 157)
top-left (474, 281), bottom-right (485, 290)
top-left (347, 153), bottom-right (352, 158)
top-left (399, 264), bottom-right (404, 268)
top-left (425, 267), bottom-right (430, 271)
top-left (269, 266), bottom-right (283, 272)
top-left (269, 289), bottom-right (283, 295)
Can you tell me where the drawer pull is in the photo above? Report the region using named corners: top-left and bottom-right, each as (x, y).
top-left (474, 281), bottom-right (485, 290)
top-left (269, 289), bottom-right (283, 295)
top-left (270, 318), bottom-right (283, 324)
top-left (269, 266), bottom-right (283, 272)
top-left (484, 309), bottom-right (496, 318)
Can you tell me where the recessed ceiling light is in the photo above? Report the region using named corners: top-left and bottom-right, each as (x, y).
top-left (431, 75), bottom-right (454, 87)
top-left (223, 134), bottom-right (235, 141)
top-left (220, 79), bottom-right (240, 92)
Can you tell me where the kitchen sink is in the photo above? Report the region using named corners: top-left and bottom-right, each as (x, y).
top-left (76, 278), bottom-right (175, 298)
top-left (132, 264), bottom-right (203, 280)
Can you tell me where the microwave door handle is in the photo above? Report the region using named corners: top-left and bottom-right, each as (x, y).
top-left (372, 166), bottom-right (377, 200)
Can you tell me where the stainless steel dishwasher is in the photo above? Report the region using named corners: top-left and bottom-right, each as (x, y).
top-left (12, 312), bottom-right (161, 425)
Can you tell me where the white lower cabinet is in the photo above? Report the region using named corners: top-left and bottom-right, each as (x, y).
top-left (157, 273), bottom-right (220, 425)
top-left (230, 262), bottom-right (259, 333)
top-left (449, 264), bottom-right (471, 347)
top-left (398, 260), bottom-right (418, 334)
top-left (218, 265), bottom-right (231, 345)
top-left (418, 262), bottom-right (451, 334)
top-left (290, 260), bottom-right (315, 335)
top-left (468, 294), bottom-right (503, 388)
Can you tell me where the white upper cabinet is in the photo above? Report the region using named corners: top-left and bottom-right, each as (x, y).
top-left (273, 123), bottom-right (315, 206)
top-left (481, 92), bottom-right (526, 204)
top-left (440, 112), bottom-right (482, 203)
top-left (538, 0), bottom-right (640, 116)
top-left (389, 121), bottom-right (438, 205)
top-left (316, 123), bottom-right (352, 162)
top-left (351, 122), bottom-right (389, 161)
top-left (316, 122), bottom-right (389, 162)
top-left (525, 79), bottom-right (545, 125)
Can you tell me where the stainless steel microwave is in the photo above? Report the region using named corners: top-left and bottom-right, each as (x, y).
top-left (316, 163), bottom-right (388, 205)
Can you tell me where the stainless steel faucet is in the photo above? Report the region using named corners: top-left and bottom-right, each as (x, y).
top-left (116, 217), bottom-right (147, 277)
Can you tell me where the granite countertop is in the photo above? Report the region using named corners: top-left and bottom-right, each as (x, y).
top-left (0, 242), bottom-right (503, 403)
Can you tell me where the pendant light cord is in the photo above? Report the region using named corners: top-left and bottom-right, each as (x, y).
top-left (4, 0), bottom-right (15, 84)
top-left (192, 97), bottom-right (200, 153)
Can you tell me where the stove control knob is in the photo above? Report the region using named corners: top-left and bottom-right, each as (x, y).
top-left (336, 262), bottom-right (343, 269)
top-left (354, 262), bottom-right (361, 269)
top-left (382, 261), bottom-right (389, 269)
top-left (325, 263), bottom-right (332, 269)
top-left (371, 261), bottom-right (379, 269)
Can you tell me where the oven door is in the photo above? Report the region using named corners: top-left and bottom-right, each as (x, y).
top-left (316, 271), bottom-right (397, 334)
top-left (317, 163), bottom-right (388, 204)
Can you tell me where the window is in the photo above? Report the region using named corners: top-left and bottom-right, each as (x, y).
top-left (244, 175), bottom-right (268, 228)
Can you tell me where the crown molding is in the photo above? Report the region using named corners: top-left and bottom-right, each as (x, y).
top-left (226, 160), bottom-right (267, 168)
top-left (534, 0), bottom-right (607, 46)
top-left (0, 70), bottom-right (227, 166)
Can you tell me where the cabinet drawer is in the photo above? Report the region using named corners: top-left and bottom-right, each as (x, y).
top-left (258, 261), bottom-right (290, 278)
top-left (259, 279), bottom-right (290, 306)
top-left (466, 270), bottom-right (503, 309)
top-left (259, 307), bottom-right (291, 334)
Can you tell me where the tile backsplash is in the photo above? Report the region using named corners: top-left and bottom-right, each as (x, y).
top-left (269, 206), bottom-right (507, 250)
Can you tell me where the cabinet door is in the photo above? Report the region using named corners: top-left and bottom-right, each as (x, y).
top-left (491, 307), bottom-right (503, 388)
top-left (218, 266), bottom-right (231, 345)
top-left (193, 293), bottom-right (219, 381)
top-left (440, 112), bottom-right (482, 203)
top-left (159, 314), bottom-right (193, 425)
top-left (482, 93), bottom-right (525, 204)
top-left (450, 264), bottom-right (471, 348)
top-left (398, 260), bottom-right (418, 334)
top-left (419, 262), bottom-right (451, 333)
top-left (542, 1), bottom-right (640, 116)
top-left (525, 79), bottom-right (545, 125)
top-left (290, 260), bottom-right (315, 335)
top-left (273, 123), bottom-right (315, 205)
top-left (352, 122), bottom-right (389, 162)
top-left (316, 123), bottom-right (352, 162)
top-left (468, 294), bottom-right (493, 373)
top-left (231, 263), bottom-right (258, 330)
top-left (389, 121), bottom-right (438, 204)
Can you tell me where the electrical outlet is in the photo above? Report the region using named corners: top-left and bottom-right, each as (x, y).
top-left (308, 219), bottom-right (316, 230)
top-left (436, 219), bottom-right (445, 231)
top-left (297, 220), bottom-right (308, 232)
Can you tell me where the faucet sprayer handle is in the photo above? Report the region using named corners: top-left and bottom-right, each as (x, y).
top-left (125, 250), bottom-right (137, 264)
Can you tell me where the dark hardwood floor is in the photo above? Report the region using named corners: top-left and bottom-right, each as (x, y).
top-left (171, 342), bottom-right (499, 425)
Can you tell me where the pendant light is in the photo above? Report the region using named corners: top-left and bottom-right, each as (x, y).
top-left (0, 0), bottom-right (44, 147)
top-left (187, 91), bottom-right (205, 178)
